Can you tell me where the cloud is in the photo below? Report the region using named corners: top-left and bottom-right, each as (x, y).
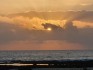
top-left (0, 14), bottom-right (93, 50)
top-left (9, 11), bottom-right (93, 23)
top-left (42, 23), bottom-right (63, 31)
top-left (0, 21), bottom-right (31, 44)
top-left (0, 40), bottom-right (84, 50)
top-left (42, 21), bottom-right (93, 49)
top-left (80, 4), bottom-right (90, 6)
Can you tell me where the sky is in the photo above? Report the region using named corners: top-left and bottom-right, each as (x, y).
top-left (0, 0), bottom-right (93, 14)
top-left (0, 0), bottom-right (93, 50)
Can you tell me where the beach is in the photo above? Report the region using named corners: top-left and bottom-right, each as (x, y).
top-left (0, 50), bottom-right (93, 70)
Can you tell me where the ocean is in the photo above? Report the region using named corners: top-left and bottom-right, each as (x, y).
top-left (0, 50), bottom-right (93, 62)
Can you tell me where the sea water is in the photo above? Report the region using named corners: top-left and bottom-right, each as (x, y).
top-left (0, 50), bottom-right (93, 62)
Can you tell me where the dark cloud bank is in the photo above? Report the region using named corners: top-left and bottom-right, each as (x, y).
top-left (0, 20), bottom-right (93, 49)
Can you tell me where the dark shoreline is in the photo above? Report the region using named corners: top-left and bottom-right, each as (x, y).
top-left (0, 60), bottom-right (93, 70)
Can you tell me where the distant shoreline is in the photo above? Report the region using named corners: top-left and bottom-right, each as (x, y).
top-left (0, 60), bottom-right (93, 70)
top-left (0, 59), bottom-right (93, 67)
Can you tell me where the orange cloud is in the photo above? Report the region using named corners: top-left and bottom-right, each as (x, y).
top-left (0, 16), bottom-right (93, 31)
top-left (0, 40), bottom-right (85, 50)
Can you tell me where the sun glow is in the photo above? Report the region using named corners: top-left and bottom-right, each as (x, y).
top-left (47, 27), bottom-right (52, 31)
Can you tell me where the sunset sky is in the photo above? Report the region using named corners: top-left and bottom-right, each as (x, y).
top-left (0, 0), bottom-right (93, 50)
top-left (0, 0), bottom-right (93, 14)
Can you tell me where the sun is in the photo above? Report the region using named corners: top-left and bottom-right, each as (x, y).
top-left (47, 27), bottom-right (52, 31)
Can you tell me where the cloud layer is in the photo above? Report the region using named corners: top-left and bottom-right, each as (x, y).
top-left (0, 11), bottom-right (93, 50)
